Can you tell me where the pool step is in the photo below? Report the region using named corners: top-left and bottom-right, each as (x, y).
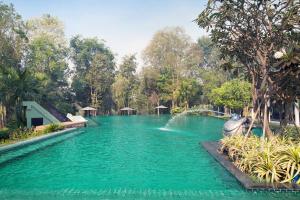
top-left (0, 130), bottom-right (84, 166)
top-left (0, 188), bottom-right (298, 199)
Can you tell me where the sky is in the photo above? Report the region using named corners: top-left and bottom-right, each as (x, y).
top-left (4, 0), bottom-right (208, 66)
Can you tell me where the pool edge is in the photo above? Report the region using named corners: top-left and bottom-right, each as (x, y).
top-left (201, 141), bottom-right (300, 191)
top-left (0, 128), bottom-right (77, 154)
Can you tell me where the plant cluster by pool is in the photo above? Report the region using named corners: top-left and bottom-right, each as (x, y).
top-left (0, 115), bottom-right (299, 199)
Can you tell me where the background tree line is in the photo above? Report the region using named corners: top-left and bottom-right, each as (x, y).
top-left (0, 2), bottom-right (250, 129)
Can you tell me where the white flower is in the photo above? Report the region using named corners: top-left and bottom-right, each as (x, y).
top-left (274, 51), bottom-right (284, 59)
top-left (274, 48), bottom-right (287, 59)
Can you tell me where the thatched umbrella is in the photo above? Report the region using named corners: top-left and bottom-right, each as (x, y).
top-left (155, 105), bottom-right (168, 115)
top-left (120, 107), bottom-right (135, 115)
top-left (80, 107), bottom-right (97, 116)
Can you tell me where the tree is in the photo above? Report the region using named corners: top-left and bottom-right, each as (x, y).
top-left (26, 15), bottom-right (71, 113)
top-left (178, 78), bottom-right (200, 109)
top-left (119, 55), bottom-right (137, 81)
top-left (116, 55), bottom-right (138, 108)
top-left (197, 36), bottom-right (213, 68)
top-left (198, 68), bottom-right (227, 102)
top-left (209, 79), bottom-right (251, 112)
top-left (85, 53), bottom-right (115, 112)
top-left (70, 36), bottom-right (114, 107)
top-left (112, 75), bottom-right (129, 110)
top-left (26, 14), bottom-right (66, 45)
top-left (143, 27), bottom-right (191, 108)
top-left (2, 68), bottom-right (40, 126)
top-left (0, 2), bottom-right (28, 127)
top-left (272, 45), bottom-right (300, 125)
top-left (197, 0), bottom-right (300, 137)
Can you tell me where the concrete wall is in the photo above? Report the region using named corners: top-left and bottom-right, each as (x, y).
top-left (22, 101), bottom-right (60, 128)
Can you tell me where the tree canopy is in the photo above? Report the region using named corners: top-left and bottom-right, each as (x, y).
top-left (210, 79), bottom-right (251, 110)
top-left (197, 0), bottom-right (300, 137)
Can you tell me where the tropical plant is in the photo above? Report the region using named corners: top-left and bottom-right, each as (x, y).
top-left (280, 145), bottom-right (300, 183)
top-left (281, 126), bottom-right (300, 142)
top-left (220, 134), bottom-right (300, 184)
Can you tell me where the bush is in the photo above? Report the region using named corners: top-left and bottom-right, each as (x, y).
top-left (0, 123), bottom-right (65, 145)
top-left (220, 135), bottom-right (300, 184)
top-left (43, 123), bottom-right (64, 134)
top-left (8, 128), bottom-right (36, 140)
top-left (171, 107), bottom-right (185, 115)
top-left (0, 128), bottom-right (9, 140)
top-left (281, 126), bottom-right (300, 141)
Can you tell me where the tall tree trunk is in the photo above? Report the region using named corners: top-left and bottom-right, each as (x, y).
top-left (262, 101), bottom-right (272, 138)
top-left (282, 99), bottom-right (293, 127)
top-left (0, 103), bottom-right (6, 129)
top-left (295, 99), bottom-right (300, 127)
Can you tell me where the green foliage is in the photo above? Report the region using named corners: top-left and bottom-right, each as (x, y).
top-left (70, 36), bottom-right (115, 112)
top-left (171, 107), bottom-right (184, 115)
top-left (0, 123), bottom-right (64, 144)
top-left (177, 78), bottom-right (199, 108)
top-left (112, 74), bottom-right (129, 109)
top-left (85, 53), bottom-right (115, 110)
top-left (26, 14), bottom-right (66, 45)
top-left (196, 0), bottom-right (300, 137)
top-left (0, 128), bottom-right (9, 140)
top-left (26, 15), bottom-right (73, 113)
top-left (0, 2), bottom-right (29, 126)
top-left (197, 68), bottom-right (227, 99)
top-left (220, 135), bottom-right (300, 184)
top-left (209, 79), bottom-right (251, 110)
top-left (281, 126), bottom-right (300, 141)
top-left (142, 27), bottom-right (193, 108)
top-left (43, 123), bottom-right (64, 133)
top-left (112, 55), bottom-right (137, 110)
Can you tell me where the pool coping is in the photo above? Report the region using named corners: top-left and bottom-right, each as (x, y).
top-left (0, 128), bottom-right (77, 154)
top-left (201, 141), bottom-right (300, 191)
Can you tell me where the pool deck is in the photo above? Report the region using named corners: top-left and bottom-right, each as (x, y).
top-left (201, 141), bottom-right (300, 191)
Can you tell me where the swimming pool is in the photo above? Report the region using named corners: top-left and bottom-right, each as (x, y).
top-left (0, 115), bottom-right (299, 199)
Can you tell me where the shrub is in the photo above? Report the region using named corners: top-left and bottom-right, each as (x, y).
top-left (0, 123), bottom-right (65, 145)
top-left (7, 128), bottom-right (36, 140)
top-left (281, 126), bottom-right (300, 141)
top-left (171, 107), bottom-right (184, 115)
top-left (220, 135), bottom-right (300, 184)
top-left (0, 128), bottom-right (9, 140)
top-left (43, 123), bottom-right (64, 134)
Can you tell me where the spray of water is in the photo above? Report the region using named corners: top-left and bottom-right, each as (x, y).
top-left (159, 108), bottom-right (226, 131)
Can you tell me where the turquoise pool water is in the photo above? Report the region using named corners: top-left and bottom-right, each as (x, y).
top-left (0, 115), bottom-right (299, 199)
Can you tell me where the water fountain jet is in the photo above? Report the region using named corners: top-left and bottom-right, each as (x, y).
top-left (161, 108), bottom-right (227, 131)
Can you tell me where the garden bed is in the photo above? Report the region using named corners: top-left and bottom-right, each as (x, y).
top-left (0, 128), bottom-right (77, 154)
top-left (201, 141), bottom-right (300, 191)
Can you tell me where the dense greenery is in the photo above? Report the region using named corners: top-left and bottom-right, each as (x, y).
top-left (1, 1), bottom-right (298, 139)
top-left (0, 123), bottom-right (64, 144)
top-left (0, 1), bottom-right (235, 128)
top-left (209, 79), bottom-right (251, 111)
top-left (220, 134), bottom-right (300, 184)
top-left (196, 0), bottom-right (300, 185)
top-left (197, 0), bottom-right (300, 137)
top-left (0, 0), bottom-right (299, 186)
